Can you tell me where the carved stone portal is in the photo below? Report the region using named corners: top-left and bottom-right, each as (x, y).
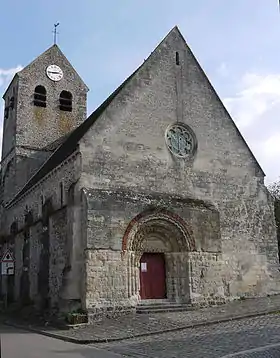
top-left (124, 212), bottom-right (193, 304)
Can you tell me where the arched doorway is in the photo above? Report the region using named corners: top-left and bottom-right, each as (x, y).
top-left (123, 210), bottom-right (195, 304)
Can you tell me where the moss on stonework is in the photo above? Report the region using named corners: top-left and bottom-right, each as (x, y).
top-left (65, 308), bottom-right (88, 325)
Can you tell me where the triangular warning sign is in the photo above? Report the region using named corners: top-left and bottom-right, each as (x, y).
top-left (1, 250), bottom-right (14, 262)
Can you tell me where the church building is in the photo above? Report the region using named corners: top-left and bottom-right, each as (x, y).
top-left (0, 27), bottom-right (279, 319)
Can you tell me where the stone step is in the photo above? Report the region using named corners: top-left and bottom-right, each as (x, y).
top-left (138, 299), bottom-right (173, 306)
top-left (136, 302), bottom-right (192, 314)
top-left (138, 303), bottom-right (186, 309)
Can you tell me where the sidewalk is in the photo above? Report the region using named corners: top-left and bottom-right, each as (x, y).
top-left (3, 294), bottom-right (280, 344)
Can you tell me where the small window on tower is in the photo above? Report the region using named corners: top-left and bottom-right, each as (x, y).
top-left (9, 96), bottom-right (15, 109)
top-left (59, 91), bottom-right (72, 112)
top-left (4, 107), bottom-right (9, 119)
top-left (34, 85), bottom-right (47, 107)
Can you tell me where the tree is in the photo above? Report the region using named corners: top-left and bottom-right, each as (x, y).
top-left (268, 180), bottom-right (280, 246)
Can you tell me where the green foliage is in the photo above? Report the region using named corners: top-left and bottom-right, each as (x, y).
top-left (268, 180), bottom-right (280, 241)
top-left (64, 308), bottom-right (88, 325)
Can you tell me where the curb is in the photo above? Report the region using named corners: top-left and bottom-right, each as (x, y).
top-left (3, 308), bottom-right (280, 344)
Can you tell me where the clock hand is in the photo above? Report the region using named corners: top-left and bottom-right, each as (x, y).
top-left (48, 71), bottom-right (61, 74)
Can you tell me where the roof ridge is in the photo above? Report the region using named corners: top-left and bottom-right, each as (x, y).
top-left (5, 26), bottom-right (201, 205)
top-left (7, 57), bottom-right (147, 206)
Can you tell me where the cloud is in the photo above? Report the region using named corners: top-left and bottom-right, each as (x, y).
top-left (222, 71), bottom-right (280, 183)
top-left (224, 73), bottom-right (280, 129)
top-left (263, 133), bottom-right (280, 158)
top-left (216, 62), bottom-right (229, 77)
top-left (0, 65), bottom-right (23, 89)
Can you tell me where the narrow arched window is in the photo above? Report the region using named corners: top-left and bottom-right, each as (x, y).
top-left (34, 85), bottom-right (47, 107)
top-left (9, 96), bottom-right (15, 109)
top-left (10, 221), bottom-right (18, 235)
top-left (59, 90), bottom-right (72, 112)
top-left (4, 107), bottom-right (9, 119)
top-left (4, 97), bottom-right (9, 119)
top-left (38, 194), bottom-right (45, 217)
top-left (68, 183), bottom-right (75, 205)
top-left (176, 51), bottom-right (180, 65)
top-left (60, 182), bottom-right (64, 206)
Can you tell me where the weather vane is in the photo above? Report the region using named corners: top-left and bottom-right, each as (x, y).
top-left (53, 23), bottom-right (60, 45)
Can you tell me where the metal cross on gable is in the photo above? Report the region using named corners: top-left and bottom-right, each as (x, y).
top-left (53, 23), bottom-right (60, 45)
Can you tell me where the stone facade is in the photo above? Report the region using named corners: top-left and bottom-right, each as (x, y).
top-left (0, 26), bottom-right (279, 320)
top-left (79, 27), bottom-right (280, 315)
top-left (83, 189), bottom-right (223, 317)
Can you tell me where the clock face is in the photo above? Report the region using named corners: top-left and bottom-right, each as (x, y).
top-left (46, 64), bottom-right (63, 82)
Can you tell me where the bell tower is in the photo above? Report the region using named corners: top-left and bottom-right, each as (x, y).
top-left (1, 44), bottom-right (89, 204)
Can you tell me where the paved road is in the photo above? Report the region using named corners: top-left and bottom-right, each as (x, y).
top-left (3, 314), bottom-right (280, 357)
top-left (0, 324), bottom-right (123, 358)
top-left (97, 314), bottom-right (280, 357)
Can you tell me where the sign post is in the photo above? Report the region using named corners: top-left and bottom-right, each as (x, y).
top-left (1, 250), bottom-right (15, 276)
top-left (1, 249), bottom-right (15, 309)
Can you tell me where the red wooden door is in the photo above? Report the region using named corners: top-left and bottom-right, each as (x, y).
top-left (140, 253), bottom-right (166, 299)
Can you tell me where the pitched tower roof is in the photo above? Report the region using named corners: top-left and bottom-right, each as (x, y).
top-left (3, 44), bottom-right (88, 98)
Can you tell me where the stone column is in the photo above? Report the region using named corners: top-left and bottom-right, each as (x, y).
top-left (178, 252), bottom-right (190, 303)
top-left (127, 252), bottom-right (132, 298)
top-left (132, 253), bottom-right (139, 298)
top-left (168, 252), bottom-right (179, 302)
top-left (165, 253), bottom-right (173, 300)
top-left (174, 252), bottom-right (181, 303)
top-left (126, 252), bottom-right (140, 301)
top-left (187, 252), bottom-right (197, 305)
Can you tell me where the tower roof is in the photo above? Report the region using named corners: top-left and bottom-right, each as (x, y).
top-left (2, 44), bottom-right (88, 99)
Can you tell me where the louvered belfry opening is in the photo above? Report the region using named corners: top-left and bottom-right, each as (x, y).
top-left (34, 85), bottom-right (47, 107)
top-left (59, 90), bottom-right (72, 112)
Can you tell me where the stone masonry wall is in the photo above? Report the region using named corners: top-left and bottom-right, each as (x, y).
top-left (83, 188), bottom-right (221, 313)
top-left (14, 232), bottom-right (24, 301)
top-left (29, 221), bottom-right (43, 303)
top-left (49, 208), bottom-right (67, 309)
top-left (3, 151), bottom-right (81, 232)
top-left (16, 45), bottom-right (88, 150)
top-left (80, 28), bottom-right (280, 303)
top-left (1, 151), bottom-right (83, 311)
top-left (0, 44), bottom-right (88, 205)
top-left (189, 252), bottom-right (225, 306)
top-left (2, 76), bottom-right (18, 158)
top-left (85, 249), bottom-right (129, 318)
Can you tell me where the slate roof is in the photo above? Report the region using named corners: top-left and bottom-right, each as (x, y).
top-left (42, 133), bottom-right (72, 151)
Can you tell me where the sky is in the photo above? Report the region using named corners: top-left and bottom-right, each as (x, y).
top-left (0, 0), bottom-right (280, 184)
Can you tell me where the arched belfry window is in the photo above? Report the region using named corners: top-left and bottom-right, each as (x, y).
top-left (59, 90), bottom-right (72, 112)
top-left (34, 85), bottom-right (47, 107)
